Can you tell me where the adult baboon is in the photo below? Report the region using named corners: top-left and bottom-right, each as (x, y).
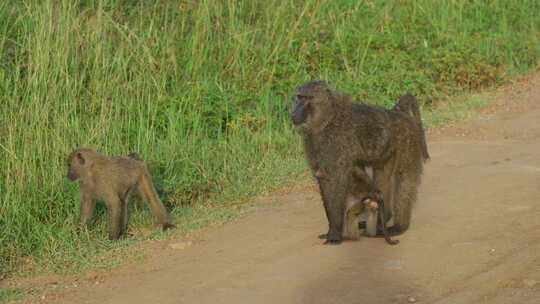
top-left (67, 148), bottom-right (175, 240)
top-left (291, 81), bottom-right (427, 244)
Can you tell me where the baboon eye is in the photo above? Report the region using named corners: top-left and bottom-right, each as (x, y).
top-left (77, 152), bottom-right (86, 165)
top-left (297, 95), bottom-right (313, 101)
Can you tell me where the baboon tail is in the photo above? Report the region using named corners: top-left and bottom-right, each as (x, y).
top-left (394, 93), bottom-right (430, 162)
top-left (137, 171), bottom-right (170, 225)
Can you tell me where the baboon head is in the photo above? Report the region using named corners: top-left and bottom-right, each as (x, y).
top-left (66, 148), bottom-right (95, 181)
top-left (291, 80), bottom-right (337, 131)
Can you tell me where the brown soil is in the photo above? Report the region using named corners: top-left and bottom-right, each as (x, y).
top-left (3, 75), bottom-right (540, 304)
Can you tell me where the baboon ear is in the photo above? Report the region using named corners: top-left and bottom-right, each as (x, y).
top-left (325, 87), bottom-right (334, 100)
top-left (76, 152), bottom-right (86, 165)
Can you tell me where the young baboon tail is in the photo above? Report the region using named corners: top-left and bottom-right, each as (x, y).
top-left (137, 170), bottom-right (175, 230)
top-left (393, 93), bottom-right (430, 161)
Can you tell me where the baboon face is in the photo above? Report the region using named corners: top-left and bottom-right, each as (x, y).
top-left (291, 80), bottom-right (334, 128)
top-left (66, 149), bottom-right (89, 181)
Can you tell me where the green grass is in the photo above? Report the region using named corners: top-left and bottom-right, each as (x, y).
top-left (1, 0), bottom-right (539, 281)
top-left (0, 288), bottom-right (27, 303)
top-left (424, 94), bottom-right (493, 125)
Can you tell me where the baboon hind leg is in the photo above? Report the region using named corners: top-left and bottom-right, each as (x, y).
top-left (387, 168), bottom-right (420, 234)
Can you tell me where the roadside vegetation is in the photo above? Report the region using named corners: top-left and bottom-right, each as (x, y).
top-left (1, 0), bottom-right (539, 281)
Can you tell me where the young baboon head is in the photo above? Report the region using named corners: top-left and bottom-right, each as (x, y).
top-left (66, 148), bottom-right (97, 181)
top-left (291, 80), bottom-right (339, 131)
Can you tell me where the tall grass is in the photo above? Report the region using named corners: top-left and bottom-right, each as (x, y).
top-left (1, 0), bottom-right (539, 278)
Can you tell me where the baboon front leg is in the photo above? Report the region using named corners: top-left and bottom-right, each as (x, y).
top-left (105, 196), bottom-right (123, 240)
top-left (79, 191), bottom-right (95, 227)
top-left (120, 196), bottom-right (129, 236)
top-left (318, 173), bottom-right (350, 245)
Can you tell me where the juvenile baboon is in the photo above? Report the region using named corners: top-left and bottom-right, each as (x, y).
top-left (291, 81), bottom-right (427, 244)
top-left (67, 148), bottom-right (175, 240)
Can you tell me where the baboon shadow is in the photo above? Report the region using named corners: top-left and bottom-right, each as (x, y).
top-left (298, 240), bottom-right (429, 304)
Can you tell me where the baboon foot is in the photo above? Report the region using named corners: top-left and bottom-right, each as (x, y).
top-left (108, 234), bottom-right (121, 241)
top-left (163, 223), bottom-right (176, 231)
top-left (358, 224), bottom-right (404, 237)
top-left (319, 233), bottom-right (343, 244)
top-left (323, 239), bottom-right (343, 245)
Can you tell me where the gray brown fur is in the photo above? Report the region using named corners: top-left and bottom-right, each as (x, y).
top-left (392, 93), bottom-right (430, 161)
top-left (291, 81), bottom-right (427, 244)
top-left (67, 148), bottom-right (175, 240)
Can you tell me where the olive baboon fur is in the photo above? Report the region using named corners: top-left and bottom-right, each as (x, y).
top-left (67, 148), bottom-right (175, 240)
top-left (392, 93), bottom-right (430, 161)
top-left (291, 81), bottom-right (427, 244)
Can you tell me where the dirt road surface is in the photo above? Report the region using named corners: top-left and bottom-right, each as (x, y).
top-left (5, 76), bottom-right (540, 303)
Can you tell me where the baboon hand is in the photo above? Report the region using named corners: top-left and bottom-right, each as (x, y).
top-left (361, 188), bottom-right (383, 206)
top-left (315, 170), bottom-right (327, 178)
top-left (362, 198), bottom-right (379, 210)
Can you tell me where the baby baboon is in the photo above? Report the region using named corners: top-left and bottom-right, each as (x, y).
top-left (292, 81), bottom-right (427, 244)
top-left (392, 93), bottom-right (430, 161)
top-left (343, 166), bottom-right (379, 239)
top-left (67, 148), bottom-right (175, 240)
top-left (342, 167), bottom-right (399, 245)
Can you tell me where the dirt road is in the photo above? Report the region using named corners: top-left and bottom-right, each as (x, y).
top-left (8, 76), bottom-right (540, 303)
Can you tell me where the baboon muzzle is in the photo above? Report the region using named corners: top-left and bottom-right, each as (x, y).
top-left (291, 99), bottom-right (311, 125)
